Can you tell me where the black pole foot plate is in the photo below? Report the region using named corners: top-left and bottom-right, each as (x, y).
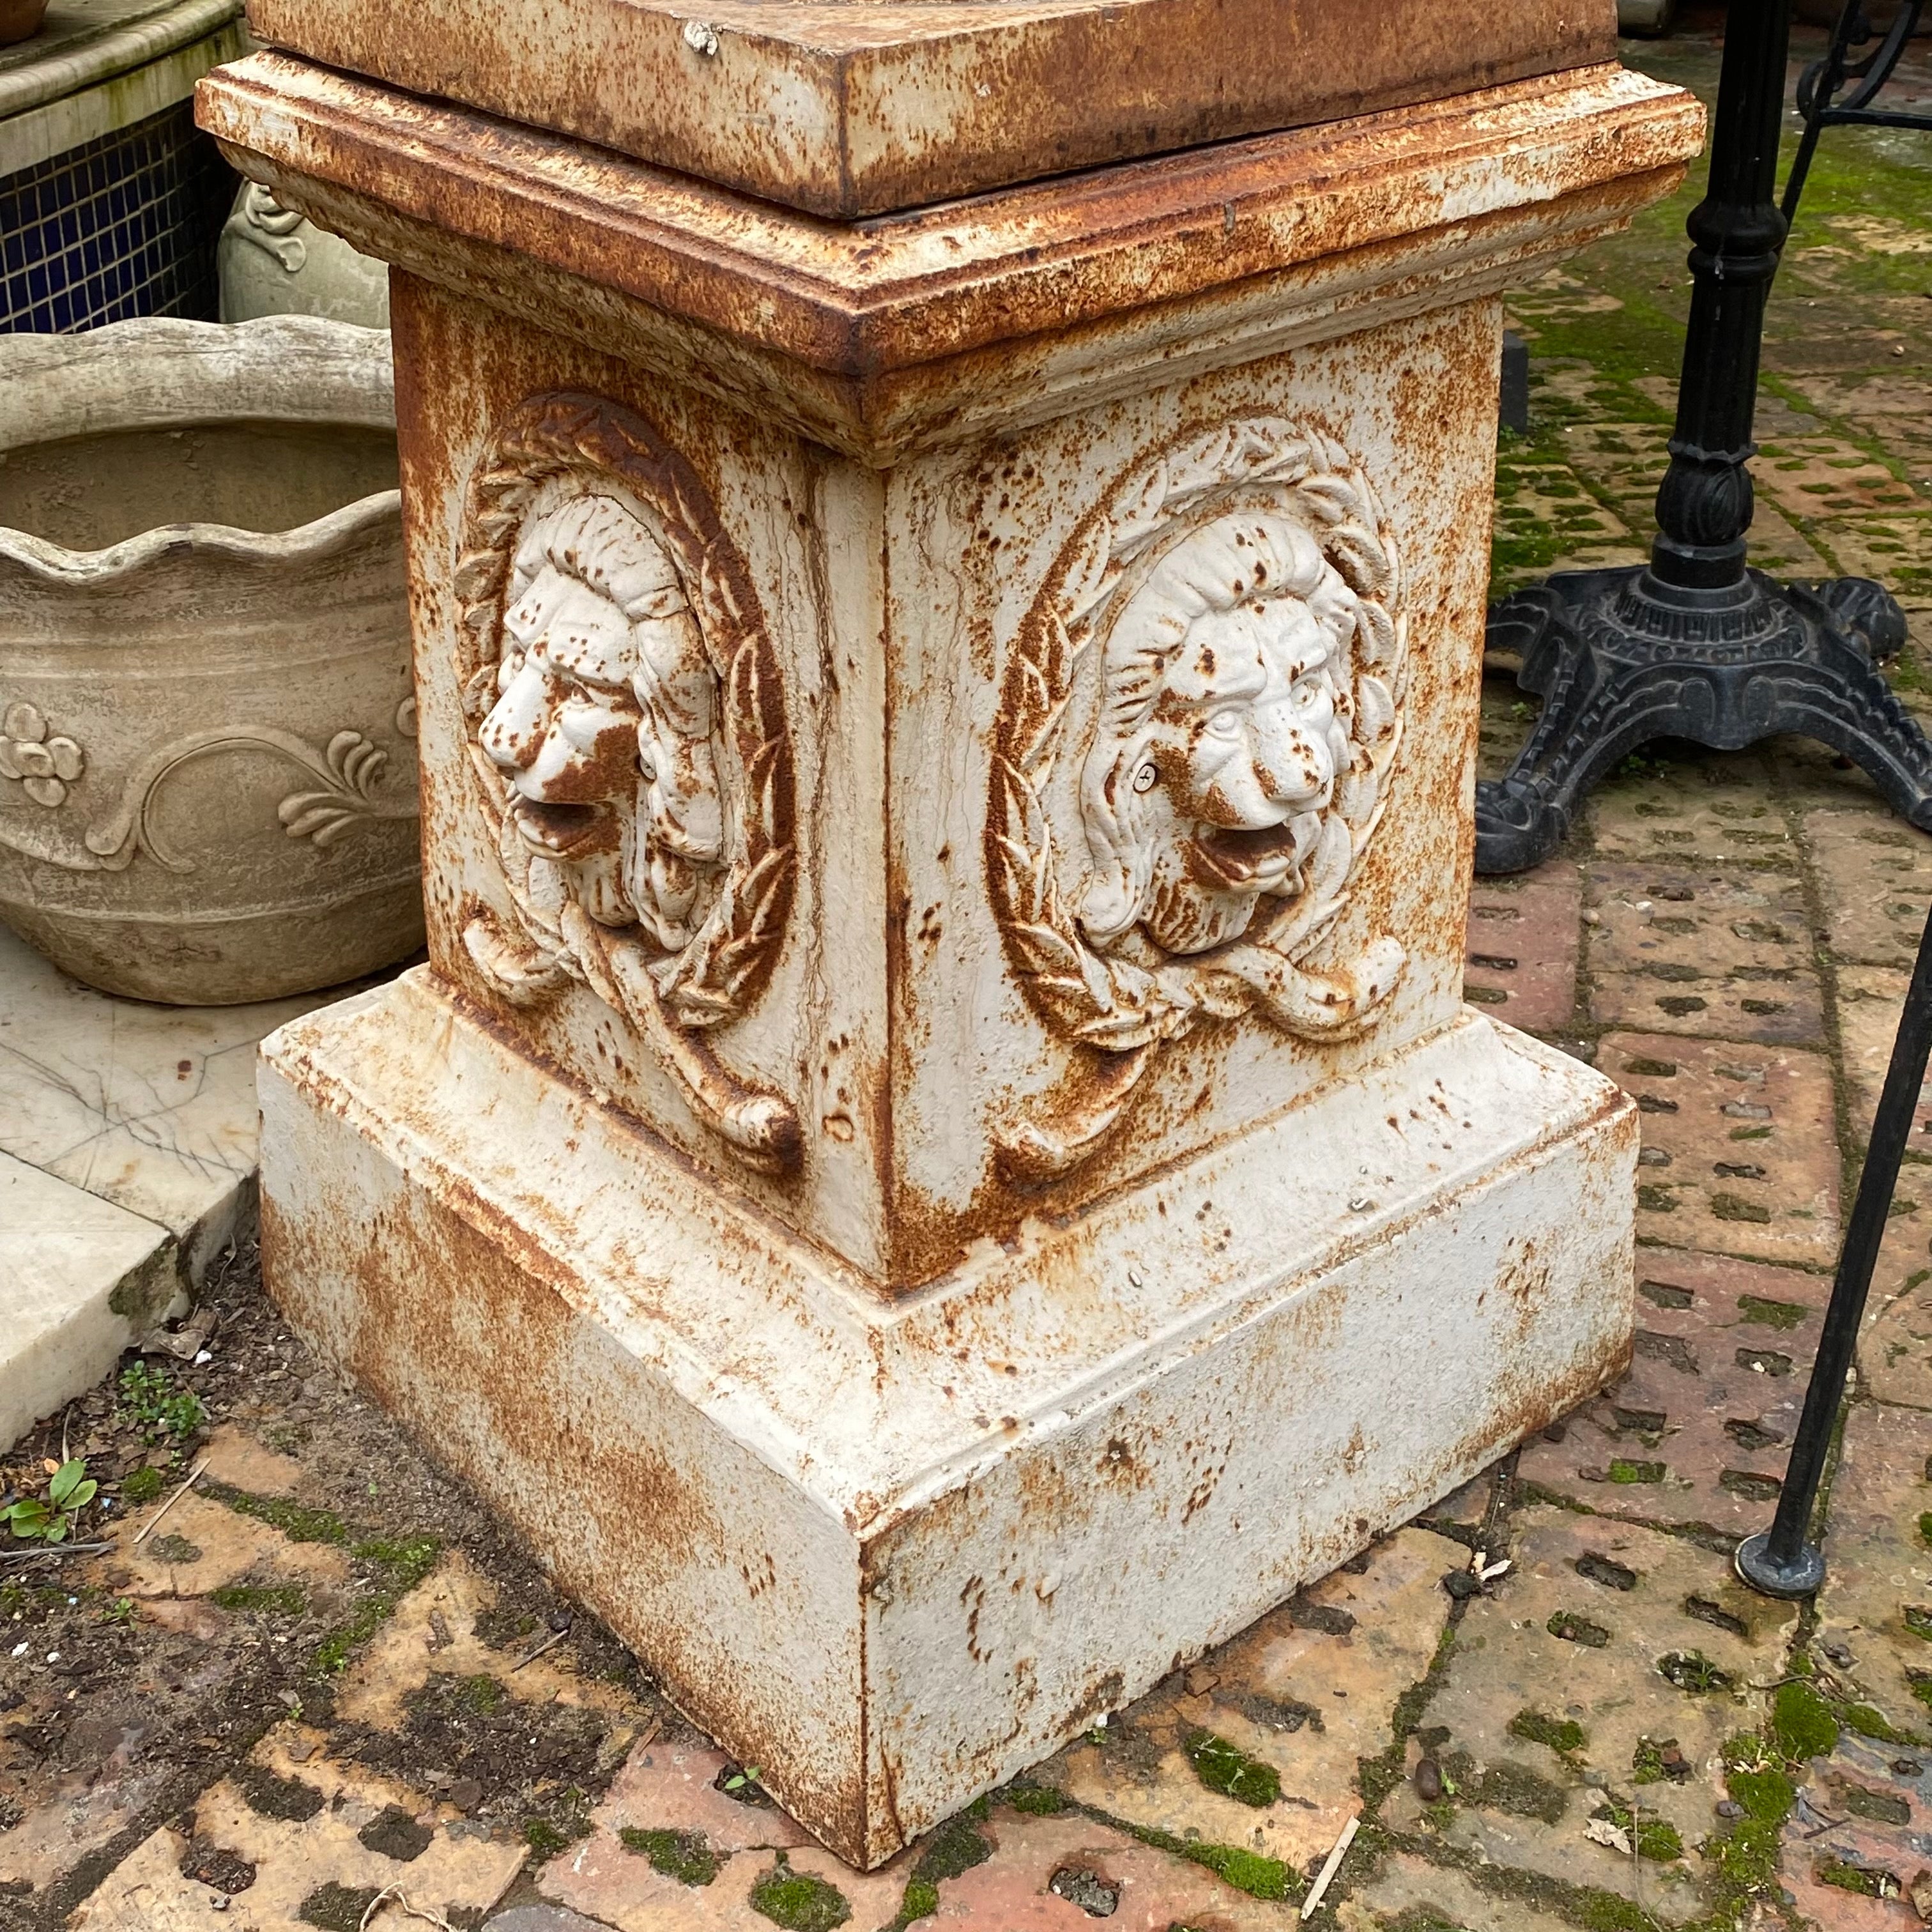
top-left (1476, 566), bottom-right (1929, 875)
top-left (1735, 1528), bottom-right (1826, 1600)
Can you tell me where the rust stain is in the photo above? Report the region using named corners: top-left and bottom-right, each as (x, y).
top-left (199, 56), bottom-right (1702, 413)
top-left (242, 0), bottom-right (1618, 220)
top-left (263, 1159), bottom-right (876, 1859)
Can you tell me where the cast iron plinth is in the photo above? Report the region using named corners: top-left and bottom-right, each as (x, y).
top-left (1734, 1529), bottom-right (1827, 1600)
top-left (1475, 566), bottom-right (1922, 875)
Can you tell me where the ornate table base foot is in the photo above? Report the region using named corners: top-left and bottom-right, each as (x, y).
top-left (1476, 565), bottom-right (1926, 875)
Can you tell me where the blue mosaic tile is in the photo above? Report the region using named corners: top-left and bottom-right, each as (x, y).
top-left (0, 98), bottom-right (233, 332)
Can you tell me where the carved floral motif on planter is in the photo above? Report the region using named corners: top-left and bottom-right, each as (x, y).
top-left (987, 417), bottom-right (1411, 1176)
top-left (0, 707), bottom-right (414, 871)
top-left (0, 702), bottom-right (83, 807)
top-left (453, 392), bottom-right (799, 1173)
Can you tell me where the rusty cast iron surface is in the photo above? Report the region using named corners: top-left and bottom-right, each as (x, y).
top-left (240, 0), bottom-right (1619, 217)
top-left (195, 53), bottom-right (1702, 459)
top-left (208, 12), bottom-right (1673, 1857)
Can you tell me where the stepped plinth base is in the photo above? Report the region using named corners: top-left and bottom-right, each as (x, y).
top-left (261, 973), bottom-right (1636, 1867)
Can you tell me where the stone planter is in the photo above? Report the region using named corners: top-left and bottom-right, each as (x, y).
top-left (0, 315), bottom-right (422, 1004)
top-left (219, 180), bottom-right (390, 326)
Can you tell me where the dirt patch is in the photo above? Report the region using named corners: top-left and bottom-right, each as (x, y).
top-left (357, 1802), bottom-right (434, 1862)
top-left (236, 1763), bottom-right (326, 1821)
top-left (1, 1237), bottom-right (657, 1922)
top-left (178, 1837), bottom-right (257, 1894)
top-left (330, 1669), bottom-right (610, 1851)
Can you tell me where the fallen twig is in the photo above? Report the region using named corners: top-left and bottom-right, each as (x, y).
top-left (1301, 1813), bottom-right (1359, 1921)
top-left (358, 1885), bottom-right (457, 1931)
top-left (0, 1541), bottom-right (112, 1562)
top-left (1631, 1794), bottom-right (1641, 1913)
top-left (512, 1625), bottom-right (571, 1673)
top-left (132, 1455), bottom-right (210, 1546)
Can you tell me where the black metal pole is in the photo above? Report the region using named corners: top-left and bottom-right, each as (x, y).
top-left (1736, 903), bottom-right (1932, 1597)
top-left (1650, 0), bottom-right (1791, 592)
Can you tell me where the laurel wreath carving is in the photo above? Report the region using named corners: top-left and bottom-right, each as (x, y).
top-left (986, 417), bottom-right (1411, 1177)
top-left (452, 393), bottom-right (800, 1172)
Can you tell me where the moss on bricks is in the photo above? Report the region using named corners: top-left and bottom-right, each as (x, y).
top-left (1844, 1702), bottom-right (1916, 1745)
top-left (1000, 1780), bottom-right (1070, 1815)
top-left (1183, 1731), bottom-right (1282, 1807)
top-left (298, 1884), bottom-right (381, 1931)
top-left (204, 1482), bottom-right (349, 1546)
top-left (618, 1826), bottom-right (720, 1885)
top-left (1607, 1460), bottom-right (1667, 1485)
top-left (913, 1814), bottom-right (992, 1883)
top-left (891, 1877), bottom-right (940, 1928)
top-left (1181, 1841), bottom-right (1296, 1901)
top-left (1593, 1800), bottom-right (1683, 1862)
top-left (750, 1858), bottom-right (852, 1931)
top-left (1109, 1818), bottom-right (1298, 1903)
top-left (1508, 1710), bottom-right (1586, 1753)
top-left (1772, 1681), bottom-right (1839, 1761)
top-left (210, 1584), bottom-right (308, 1617)
top-left (1816, 1857), bottom-right (1888, 1897)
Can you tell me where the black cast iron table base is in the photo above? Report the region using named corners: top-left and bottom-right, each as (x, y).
top-left (1475, 565), bottom-right (1925, 875)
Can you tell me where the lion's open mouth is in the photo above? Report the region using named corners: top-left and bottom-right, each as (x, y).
top-left (510, 799), bottom-right (614, 860)
top-left (1187, 821), bottom-right (1303, 890)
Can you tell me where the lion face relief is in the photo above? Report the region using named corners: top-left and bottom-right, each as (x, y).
top-left (456, 394), bottom-right (800, 1173)
top-left (985, 415), bottom-right (1410, 1178)
top-left (478, 491), bottom-right (726, 949)
top-left (1078, 512), bottom-right (1361, 956)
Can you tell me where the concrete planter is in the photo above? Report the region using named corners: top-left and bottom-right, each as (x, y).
top-left (0, 315), bottom-right (422, 1004)
top-left (219, 180), bottom-right (391, 326)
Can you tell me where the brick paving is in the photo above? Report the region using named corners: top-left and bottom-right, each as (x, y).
top-left (8, 12), bottom-right (1932, 1932)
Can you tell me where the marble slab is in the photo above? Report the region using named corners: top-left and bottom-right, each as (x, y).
top-left (0, 924), bottom-right (320, 1273)
top-left (0, 926), bottom-right (384, 1448)
top-left (0, 1152), bottom-right (173, 1450)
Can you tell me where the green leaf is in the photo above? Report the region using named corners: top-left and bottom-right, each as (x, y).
top-left (44, 1515), bottom-right (68, 1544)
top-left (66, 1480), bottom-right (97, 1511)
top-left (5, 1499), bottom-right (52, 1536)
top-left (48, 1459), bottom-right (88, 1506)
